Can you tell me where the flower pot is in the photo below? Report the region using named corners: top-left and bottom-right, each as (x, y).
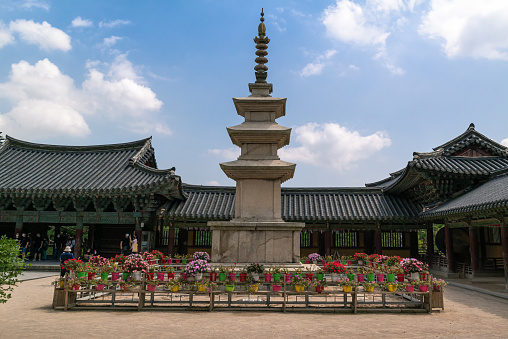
top-left (387, 284), bottom-right (397, 292)
top-left (122, 272), bottom-right (130, 281)
top-left (218, 273), bottom-right (226, 282)
top-left (249, 284), bottom-right (259, 292)
top-left (295, 285), bottom-right (305, 292)
top-left (387, 274), bottom-right (395, 282)
top-left (342, 260), bottom-right (347, 266)
top-left (331, 273), bottom-right (339, 282)
top-left (77, 272), bottom-right (87, 279)
top-left (312, 260), bottom-right (317, 265)
top-left (149, 260), bottom-right (156, 265)
top-left (357, 274), bottom-right (364, 282)
top-left (239, 273), bottom-right (247, 282)
top-left (175, 259), bottom-right (181, 264)
top-left (405, 285), bottom-right (415, 292)
top-left (316, 273), bottom-right (324, 281)
top-left (305, 260), bottom-right (310, 264)
top-left (210, 272), bottom-right (217, 281)
top-left (170, 285), bottom-right (180, 292)
top-left (315, 285), bottom-right (324, 293)
top-left (167, 273), bottom-right (175, 280)
top-left (409, 272), bottom-right (420, 280)
top-left (58, 280), bottom-right (65, 289)
top-left (87, 272), bottom-right (96, 280)
top-left (162, 259), bottom-right (167, 264)
top-left (147, 272), bottom-right (155, 280)
top-left (420, 272), bottom-right (429, 281)
top-left (101, 272), bottom-right (109, 280)
top-left (366, 273), bottom-right (375, 282)
top-left (264, 273), bottom-right (272, 282)
top-left (365, 285), bottom-right (375, 292)
top-left (195, 273), bottom-right (203, 281)
top-left (251, 273), bottom-right (259, 282)
top-left (225, 284), bottom-right (235, 292)
top-left (167, 259), bottom-right (173, 264)
top-left (157, 272), bottom-right (165, 281)
top-left (342, 285), bottom-right (352, 293)
top-left (419, 285), bottom-right (429, 292)
top-left (358, 260), bottom-right (364, 266)
top-left (111, 272), bottom-right (120, 281)
top-left (376, 274), bottom-right (384, 282)
top-left (272, 284), bottom-right (282, 292)
top-left (285, 273), bottom-right (291, 284)
top-left (228, 273), bottom-right (237, 281)
top-left (347, 273), bottom-right (355, 281)
top-left (72, 284), bottom-right (80, 290)
top-left (132, 271), bottom-right (142, 281)
top-left (347, 260), bottom-right (352, 266)
top-left (198, 284), bottom-right (207, 292)
top-left (182, 259), bottom-right (188, 264)
top-left (397, 273), bottom-right (405, 282)
top-left (96, 284), bottom-right (105, 291)
top-left (273, 273), bottom-right (281, 282)
top-left (305, 273), bottom-right (313, 281)
top-left (147, 284), bottom-right (157, 292)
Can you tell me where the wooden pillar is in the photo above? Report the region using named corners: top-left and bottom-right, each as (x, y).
top-left (374, 224), bottom-right (382, 255)
top-left (426, 223), bottom-right (434, 268)
top-left (410, 231), bottom-right (419, 259)
top-left (74, 216), bottom-right (83, 259)
top-left (469, 226), bottom-right (480, 273)
top-left (479, 228), bottom-right (487, 270)
top-left (324, 224), bottom-right (332, 256)
top-left (445, 224), bottom-right (455, 273)
top-left (501, 223), bottom-right (508, 290)
top-left (167, 227), bottom-right (175, 255)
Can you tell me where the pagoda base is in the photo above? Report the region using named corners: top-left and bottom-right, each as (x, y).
top-left (208, 220), bottom-right (304, 263)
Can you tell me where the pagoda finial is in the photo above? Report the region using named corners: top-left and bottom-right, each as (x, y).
top-left (254, 8), bottom-right (270, 84)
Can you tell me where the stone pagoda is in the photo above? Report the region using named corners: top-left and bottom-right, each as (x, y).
top-left (209, 10), bottom-right (305, 263)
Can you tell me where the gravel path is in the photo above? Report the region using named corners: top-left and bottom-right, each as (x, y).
top-left (1, 277), bottom-right (507, 339)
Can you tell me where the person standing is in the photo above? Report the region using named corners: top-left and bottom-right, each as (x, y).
top-left (19, 233), bottom-right (29, 260)
top-left (32, 233), bottom-right (43, 261)
top-left (120, 233), bottom-right (131, 255)
top-left (41, 236), bottom-right (49, 260)
top-left (53, 233), bottom-right (64, 261)
top-left (131, 234), bottom-right (138, 254)
top-left (60, 246), bottom-right (74, 277)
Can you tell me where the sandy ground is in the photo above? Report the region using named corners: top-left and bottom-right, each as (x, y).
top-left (1, 277), bottom-right (508, 339)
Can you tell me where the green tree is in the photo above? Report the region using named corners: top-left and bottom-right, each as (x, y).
top-left (0, 235), bottom-right (27, 303)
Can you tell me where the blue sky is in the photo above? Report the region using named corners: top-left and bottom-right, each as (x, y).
top-left (1, 0), bottom-right (508, 188)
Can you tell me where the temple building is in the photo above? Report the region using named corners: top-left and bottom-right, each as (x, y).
top-left (0, 11), bottom-right (507, 287)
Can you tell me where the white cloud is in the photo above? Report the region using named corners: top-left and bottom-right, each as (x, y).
top-left (300, 49), bottom-right (337, 77)
top-left (208, 147), bottom-right (240, 160)
top-left (21, 0), bottom-right (49, 11)
top-left (419, 0), bottom-right (508, 60)
top-left (103, 36), bottom-right (122, 47)
top-left (0, 56), bottom-right (166, 139)
top-left (72, 16), bottom-right (93, 28)
top-left (279, 123), bottom-right (391, 172)
top-left (208, 123), bottom-right (391, 172)
top-left (99, 20), bottom-right (131, 28)
top-left (501, 138), bottom-right (508, 147)
top-left (323, 0), bottom-right (389, 47)
top-left (9, 19), bottom-right (71, 51)
top-left (205, 180), bottom-right (220, 186)
top-left (0, 22), bottom-right (14, 48)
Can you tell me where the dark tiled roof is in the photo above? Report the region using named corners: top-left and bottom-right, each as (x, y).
top-left (164, 185), bottom-right (421, 222)
top-left (422, 173), bottom-right (508, 218)
top-left (409, 157), bottom-right (508, 175)
top-left (0, 136), bottom-right (184, 199)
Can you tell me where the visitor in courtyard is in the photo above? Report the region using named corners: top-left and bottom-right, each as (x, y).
top-left (41, 236), bottom-right (49, 260)
top-left (60, 246), bottom-right (74, 277)
top-left (32, 233), bottom-right (43, 261)
top-left (19, 233), bottom-right (29, 260)
top-left (120, 233), bottom-right (131, 255)
top-left (83, 247), bottom-right (96, 262)
top-left (53, 233), bottom-right (64, 261)
top-left (131, 234), bottom-right (138, 253)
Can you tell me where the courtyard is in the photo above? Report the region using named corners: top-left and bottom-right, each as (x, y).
top-left (1, 276), bottom-right (507, 338)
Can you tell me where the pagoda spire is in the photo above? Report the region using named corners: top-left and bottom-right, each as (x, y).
top-left (249, 9), bottom-right (273, 97)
